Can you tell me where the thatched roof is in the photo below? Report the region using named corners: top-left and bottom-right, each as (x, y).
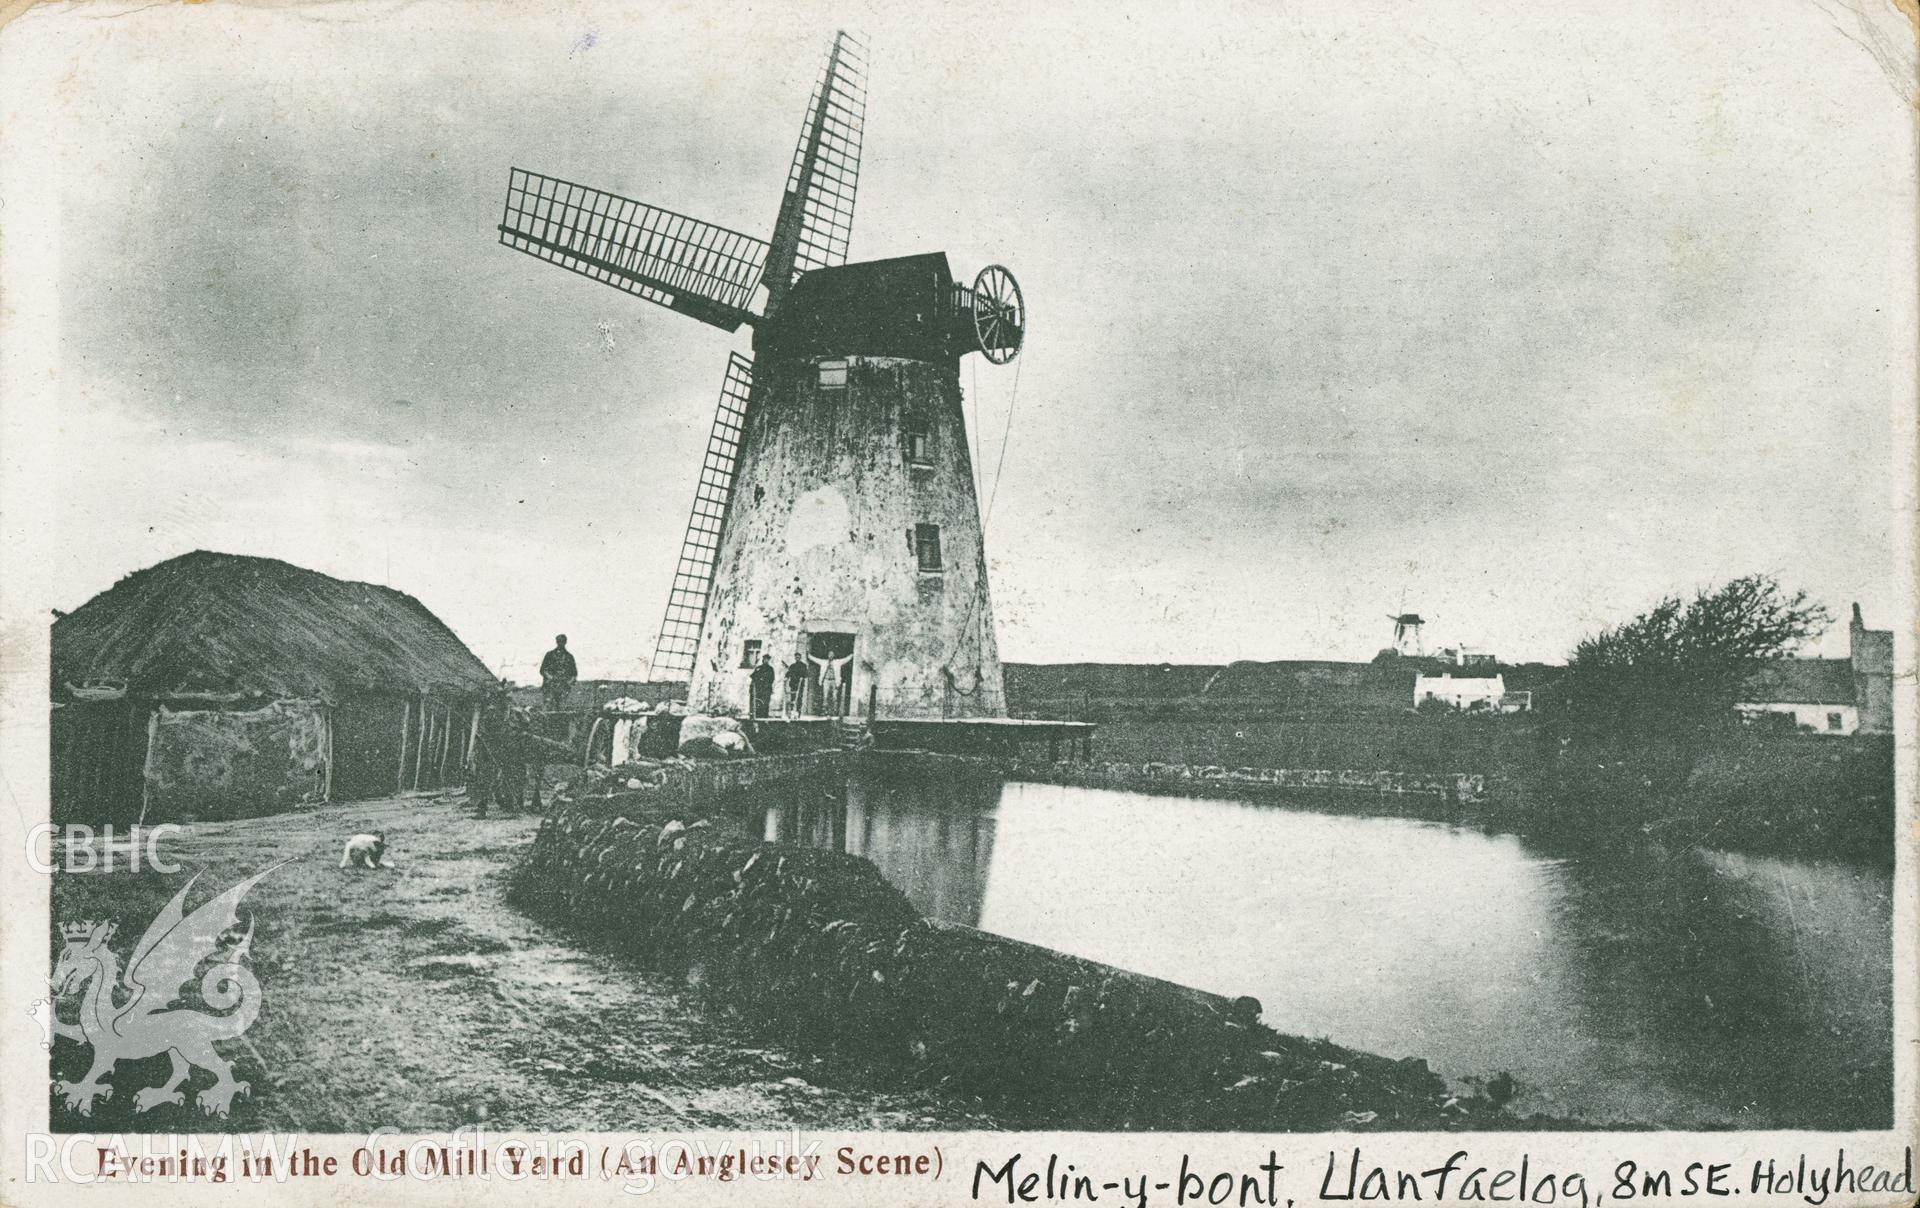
top-left (52, 551), bottom-right (499, 700)
top-left (1739, 658), bottom-right (1857, 707)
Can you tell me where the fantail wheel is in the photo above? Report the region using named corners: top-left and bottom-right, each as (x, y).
top-left (970, 265), bottom-right (1025, 364)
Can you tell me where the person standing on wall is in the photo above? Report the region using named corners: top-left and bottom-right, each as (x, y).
top-left (810, 653), bottom-right (852, 716)
top-left (540, 634), bottom-right (578, 714)
top-left (784, 654), bottom-right (809, 717)
top-left (809, 652), bottom-right (838, 716)
top-left (750, 654), bottom-right (776, 719)
top-left (831, 655), bottom-right (852, 715)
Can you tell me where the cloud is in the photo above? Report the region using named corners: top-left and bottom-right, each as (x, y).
top-left (28, 0), bottom-right (1913, 668)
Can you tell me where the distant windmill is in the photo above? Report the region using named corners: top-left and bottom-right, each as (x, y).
top-left (496, 32), bottom-right (1024, 718)
top-left (1389, 612), bottom-right (1425, 657)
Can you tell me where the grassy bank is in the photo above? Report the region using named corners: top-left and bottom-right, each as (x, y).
top-left (1535, 732), bottom-right (1896, 866)
top-left (1040, 716), bottom-right (1892, 864)
top-left (1078, 715), bottom-right (1536, 773)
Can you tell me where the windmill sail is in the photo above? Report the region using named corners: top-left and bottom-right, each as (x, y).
top-left (652, 352), bottom-right (755, 680)
top-left (761, 30), bottom-right (868, 313)
top-left (497, 169), bottom-right (769, 331)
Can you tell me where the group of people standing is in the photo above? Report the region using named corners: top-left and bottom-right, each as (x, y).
top-left (465, 631), bottom-right (866, 816)
top-left (749, 650), bottom-right (851, 718)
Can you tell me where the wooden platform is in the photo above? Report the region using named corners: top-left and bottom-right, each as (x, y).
top-left (740, 717), bottom-right (841, 753)
top-left (739, 715), bottom-right (1096, 759)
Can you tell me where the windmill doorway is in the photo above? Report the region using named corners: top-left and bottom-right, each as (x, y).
top-left (806, 632), bottom-right (856, 718)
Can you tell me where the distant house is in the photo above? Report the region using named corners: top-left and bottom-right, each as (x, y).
top-left (1735, 660), bottom-right (1859, 735)
top-left (1735, 603), bottom-right (1893, 736)
top-left (1414, 673), bottom-right (1509, 713)
top-left (1435, 645), bottom-right (1499, 668)
top-left (51, 551), bottom-right (500, 824)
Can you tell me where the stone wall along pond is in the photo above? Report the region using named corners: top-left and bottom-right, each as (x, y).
top-left (512, 752), bottom-right (1504, 1130)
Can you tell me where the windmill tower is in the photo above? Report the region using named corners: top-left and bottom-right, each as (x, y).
top-left (1388, 612), bottom-right (1425, 657)
top-left (496, 32), bottom-right (1023, 719)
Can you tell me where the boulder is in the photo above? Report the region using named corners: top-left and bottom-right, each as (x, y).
top-left (678, 713), bottom-right (755, 758)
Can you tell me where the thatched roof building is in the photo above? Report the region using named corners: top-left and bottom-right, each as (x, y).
top-left (53, 550), bottom-right (495, 702)
top-left (52, 551), bottom-right (500, 823)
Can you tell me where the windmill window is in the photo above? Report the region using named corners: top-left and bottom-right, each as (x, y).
top-left (914, 523), bottom-right (944, 573)
top-left (904, 417), bottom-right (933, 466)
top-left (818, 359), bottom-right (848, 389)
top-left (740, 640), bottom-right (762, 669)
top-left (1827, 712), bottom-right (1845, 732)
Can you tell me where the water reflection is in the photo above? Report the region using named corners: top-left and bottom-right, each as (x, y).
top-left (1542, 845), bottom-right (1892, 1128)
top-left (759, 763), bottom-right (1001, 927)
top-left (748, 771), bottom-right (1891, 1129)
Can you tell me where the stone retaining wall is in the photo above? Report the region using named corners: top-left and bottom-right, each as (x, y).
top-left (638, 748), bottom-right (854, 808)
top-left (863, 749), bottom-right (1487, 807)
top-left (1014, 758), bottom-right (1485, 802)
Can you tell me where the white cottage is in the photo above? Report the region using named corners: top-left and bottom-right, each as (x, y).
top-left (1414, 672), bottom-right (1507, 713)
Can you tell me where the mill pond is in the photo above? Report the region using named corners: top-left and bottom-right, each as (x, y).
top-left (751, 765), bottom-right (1893, 1131)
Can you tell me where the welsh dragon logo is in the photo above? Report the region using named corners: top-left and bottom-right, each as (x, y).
top-left (49, 866), bottom-right (280, 1118)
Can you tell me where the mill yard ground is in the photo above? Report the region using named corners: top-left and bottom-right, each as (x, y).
top-left (46, 789), bottom-right (998, 1133)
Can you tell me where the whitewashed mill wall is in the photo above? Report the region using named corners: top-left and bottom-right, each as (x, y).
top-left (689, 355), bottom-right (1007, 719)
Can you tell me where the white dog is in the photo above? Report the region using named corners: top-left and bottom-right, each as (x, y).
top-left (339, 832), bottom-right (388, 870)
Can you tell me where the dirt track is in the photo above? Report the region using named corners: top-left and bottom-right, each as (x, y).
top-left (47, 794), bottom-right (997, 1133)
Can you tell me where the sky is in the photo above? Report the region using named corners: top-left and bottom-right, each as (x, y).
top-left (2, 0), bottom-right (1913, 682)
